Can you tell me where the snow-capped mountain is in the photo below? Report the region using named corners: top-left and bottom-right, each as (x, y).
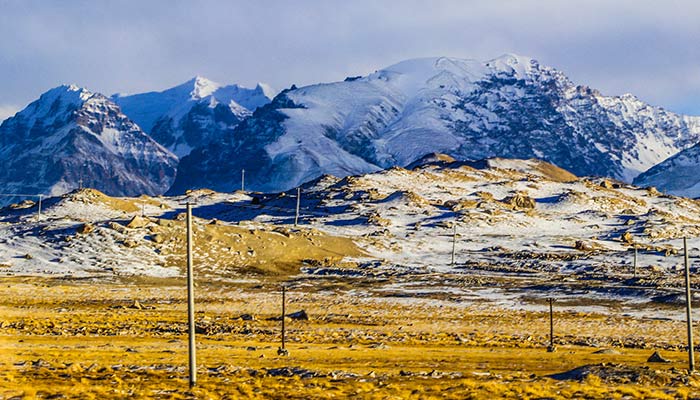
top-left (0, 85), bottom-right (178, 199)
top-left (633, 140), bottom-right (700, 198)
top-left (112, 77), bottom-right (275, 157)
top-left (169, 55), bottom-right (700, 194)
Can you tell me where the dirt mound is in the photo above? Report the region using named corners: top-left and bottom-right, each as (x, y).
top-left (549, 363), bottom-right (674, 385)
top-left (62, 189), bottom-right (141, 213)
top-left (366, 212), bottom-right (391, 227)
top-left (592, 349), bottom-right (621, 355)
top-left (406, 153), bottom-right (456, 169)
top-left (8, 199), bottom-right (36, 209)
top-left (184, 188), bottom-right (217, 197)
top-left (126, 216), bottom-right (151, 229)
top-left (647, 351), bottom-right (671, 363)
top-left (376, 190), bottom-right (429, 207)
top-left (151, 220), bottom-right (364, 276)
top-left (529, 160), bottom-right (578, 182)
top-left (466, 158), bottom-right (577, 182)
top-left (651, 292), bottom-right (700, 305)
top-left (76, 223), bottom-right (95, 235)
top-left (444, 199), bottom-right (479, 212)
top-left (502, 193), bottom-right (536, 210)
top-left (556, 190), bottom-right (591, 205)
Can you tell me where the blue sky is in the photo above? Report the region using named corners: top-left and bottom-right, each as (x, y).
top-left (1, 0), bottom-right (699, 120)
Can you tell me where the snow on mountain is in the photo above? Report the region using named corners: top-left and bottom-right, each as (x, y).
top-left (8, 156), bottom-right (700, 288)
top-left (0, 85), bottom-right (178, 200)
top-left (169, 55), bottom-right (700, 194)
top-left (113, 77), bottom-right (275, 157)
top-left (633, 133), bottom-right (700, 198)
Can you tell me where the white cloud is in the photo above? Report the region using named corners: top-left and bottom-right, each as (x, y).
top-left (0, 105), bottom-right (18, 122)
top-left (0, 0), bottom-right (699, 114)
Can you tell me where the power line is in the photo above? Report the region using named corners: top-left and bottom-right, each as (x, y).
top-left (0, 193), bottom-right (43, 218)
top-left (0, 193), bottom-right (43, 197)
top-left (224, 201), bottom-right (335, 218)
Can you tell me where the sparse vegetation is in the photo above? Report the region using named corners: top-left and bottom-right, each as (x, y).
top-left (1, 277), bottom-right (699, 399)
top-left (4, 159), bottom-right (700, 398)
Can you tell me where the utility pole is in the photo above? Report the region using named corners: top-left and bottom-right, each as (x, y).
top-left (241, 169), bottom-right (245, 192)
top-left (547, 298), bottom-right (556, 352)
top-left (0, 194), bottom-right (44, 219)
top-left (282, 285), bottom-right (286, 350)
top-left (684, 237), bottom-right (695, 372)
top-left (278, 285), bottom-right (289, 356)
top-left (294, 188), bottom-right (301, 227)
top-left (186, 202), bottom-right (197, 387)
top-left (451, 222), bottom-right (457, 266)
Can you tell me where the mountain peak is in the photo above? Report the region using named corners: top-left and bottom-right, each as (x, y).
top-left (0, 83), bottom-right (178, 198)
top-left (380, 54), bottom-right (537, 76)
top-left (186, 76), bottom-right (220, 100)
top-left (254, 82), bottom-right (277, 99)
top-left (4, 84), bottom-right (96, 128)
top-left (42, 84), bottom-right (93, 103)
top-left (488, 53), bottom-right (535, 65)
top-left (368, 55), bottom-right (543, 99)
top-left (111, 76), bottom-right (273, 158)
top-left (484, 53), bottom-right (537, 77)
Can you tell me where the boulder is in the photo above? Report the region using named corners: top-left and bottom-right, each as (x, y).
top-left (108, 222), bottom-right (127, 233)
top-left (129, 300), bottom-right (143, 310)
top-left (77, 223), bottom-right (95, 235)
top-left (503, 193), bottom-right (536, 210)
top-left (287, 310), bottom-right (309, 320)
top-left (647, 351), bottom-right (670, 363)
top-left (122, 239), bottom-right (139, 248)
top-left (621, 232), bottom-right (634, 244)
top-left (126, 216), bottom-right (149, 229)
top-left (574, 240), bottom-right (593, 251)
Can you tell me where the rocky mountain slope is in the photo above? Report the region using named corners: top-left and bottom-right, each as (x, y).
top-left (634, 142), bottom-right (700, 198)
top-left (170, 55), bottom-right (700, 194)
top-left (112, 77), bottom-right (274, 157)
top-left (0, 85), bottom-right (178, 200)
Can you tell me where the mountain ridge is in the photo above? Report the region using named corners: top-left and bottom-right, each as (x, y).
top-left (0, 84), bottom-right (177, 199)
top-left (112, 77), bottom-right (275, 157)
top-left (633, 141), bottom-right (700, 198)
top-left (169, 54), bottom-right (700, 194)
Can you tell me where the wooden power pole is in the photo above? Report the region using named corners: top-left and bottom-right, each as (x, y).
top-left (547, 298), bottom-right (556, 352)
top-left (294, 188), bottom-right (301, 227)
top-left (278, 285), bottom-right (289, 356)
top-left (685, 237), bottom-right (695, 372)
top-left (186, 202), bottom-right (197, 387)
top-left (451, 222), bottom-right (457, 266)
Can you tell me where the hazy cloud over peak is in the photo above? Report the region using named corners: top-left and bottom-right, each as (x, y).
top-left (1, 0), bottom-right (699, 118)
top-left (0, 105), bottom-right (18, 122)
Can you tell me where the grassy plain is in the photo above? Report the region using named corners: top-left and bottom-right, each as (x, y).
top-left (1, 276), bottom-right (699, 399)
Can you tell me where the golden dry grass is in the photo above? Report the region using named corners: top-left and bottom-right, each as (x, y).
top-left (2, 277), bottom-right (700, 399)
top-left (148, 219), bottom-right (364, 276)
top-left (529, 160), bottom-right (578, 183)
top-left (58, 188), bottom-right (169, 216)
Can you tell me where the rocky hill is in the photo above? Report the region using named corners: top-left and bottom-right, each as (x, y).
top-left (3, 156), bottom-right (698, 288)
